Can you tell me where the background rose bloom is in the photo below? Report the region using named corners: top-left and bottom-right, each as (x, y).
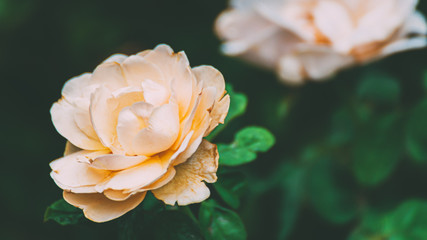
top-left (49, 44), bottom-right (230, 222)
top-left (215, 0), bottom-right (427, 84)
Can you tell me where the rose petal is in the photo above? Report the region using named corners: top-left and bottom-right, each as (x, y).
top-left (101, 157), bottom-right (167, 191)
top-left (89, 154), bottom-right (149, 171)
top-left (50, 150), bottom-right (111, 191)
top-left (192, 66), bottom-right (225, 101)
top-left (313, 0), bottom-right (354, 53)
top-left (91, 61), bottom-right (127, 90)
top-left (206, 94), bottom-right (230, 135)
top-left (133, 167), bottom-right (176, 192)
top-left (141, 79), bottom-right (170, 106)
top-left (152, 140), bottom-right (218, 205)
top-left (51, 99), bottom-right (105, 150)
top-left (132, 104), bottom-right (180, 156)
top-left (121, 55), bottom-right (165, 87)
top-left (63, 191), bottom-right (146, 223)
top-left (116, 103), bottom-right (153, 154)
top-left (90, 86), bottom-right (143, 153)
top-left (103, 189), bottom-right (132, 201)
top-left (142, 45), bottom-right (195, 118)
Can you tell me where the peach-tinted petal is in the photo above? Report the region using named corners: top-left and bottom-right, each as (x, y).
top-left (133, 167), bottom-right (176, 192)
top-left (192, 66), bottom-right (225, 101)
top-left (89, 154), bottom-right (149, 171)
top-left (351, 0), bottom-right (418, 47)
top-left (101, 157), bottom-right (167, 191)
top-left (132, 104), bottom-right (180, 156)
top-left (121, 55), bottom-right (165, 87)
top-left (278, 54), bottom-right (305, 85)
top-left (379, 37), bottom-right (427, 58)
top-left (61, 73), bottom-right (93, 106)
top-left (143, 45), bottom-right (195, 118)
top-left (152, 140), bottom-right (218, 205)
top-left (63, 191), bottom-right (146, 223)
top-left (51, 99), bottom-right (105, 150)
top-left (216, 9), bottom-right (279, 55)
top-left (313, 0), bottom-right (354, 53)
top-left (116, 103), bottom-right (153, 154)
top-left (102, 54), bottom-right (128, 64)
top-left (50, 150), bottom-right (111, 190)
top-left (103, 189), bottom-right (132, 201)
top-left (141, 79), bottom-right (170, 106)
top-left (90, 86), bottom-right (143, 153)
top-left (91, 61), bottom-right (127, 90)
top-left (206, 94), bottom-right (230, 135)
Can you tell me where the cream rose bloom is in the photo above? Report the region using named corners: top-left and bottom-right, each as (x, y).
top-left (49, 44), bottom-right (230, 222)
top-left (216, 0), bottom-right (427, 84)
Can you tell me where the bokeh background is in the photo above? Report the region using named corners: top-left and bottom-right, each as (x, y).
top-left (2, 0), bottom-right (427, 239)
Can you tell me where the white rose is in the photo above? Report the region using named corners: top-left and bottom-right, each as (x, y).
top-left (216, 0), bottom-right (427, 84)
top-left (49, 44), bottom-right (230, 222)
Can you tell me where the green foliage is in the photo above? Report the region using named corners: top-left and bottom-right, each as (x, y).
top-left (278, 163), bottom-right (306, 239)
top-left (307, 158), bottom-right (359, 224)
top-left (349, 200), bottom-right (427, 240)
top-left (119, 207), bottom-right (203, 240)
top-left (356, 72), bottom-right (400, 107)
top-left (207, 84), bottom-right (248, 140)
top-left (218, 126), bottom-right (275, 166)
top-left (149, 210), bottom-right (204, 240)
top-left (214, 171), bottom-right (247, 209)
top-left (406, 99), bottom-right (427, 163)
top-left (199, 200), bottom-right (247, 240)
top-left (351, 113), bottom-right (403, 186)
top-left (44, 199), bottom-right (83, 226)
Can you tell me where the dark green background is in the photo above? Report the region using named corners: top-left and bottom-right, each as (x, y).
top-left (2, 0), bottom-right (427, 239)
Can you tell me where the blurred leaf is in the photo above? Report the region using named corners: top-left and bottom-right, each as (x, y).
top-left (207, 84), bottom-right (248, 140)
top-left (217, 144), bottom-right (256, 166)
top-left (44, 199), bottom-right (83, 226)
top-left (328, 108), bottom-right (355, 146)
top-left (119, 207), bottom-right (202, 240)
top-left (199, 200), bottom-right (247, 240)
top-left (278, 163), bottom-right (306, 239)
top-left (352, 113), bottom-right (403, 186)
top-left (218, 126), bottom-right (275, 166)
top-left (308, 158), bottom-right (358, 224)
top-left (235, 127), bottom-right (276, 152)
top-left (214, 172), bottom-right (247, 209)
top-left (356, 72), bottom-right (400, 106)
top-left (406, 99), bottom-right (427, 163)
top-left (151, 210), bottom-right (203, 240)
top-left (349, 200), bottom-right (427, 240)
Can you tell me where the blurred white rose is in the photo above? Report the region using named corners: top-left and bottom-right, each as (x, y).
top-left (49, 44), bottom-right (229, 222)
top-left (216, 0), bottom-right (427, 84)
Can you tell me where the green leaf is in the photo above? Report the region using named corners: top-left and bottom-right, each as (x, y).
top-left (151, 210), bottom-right (203, 240)
top-left (235, 127), bottom-right (276, 152)
top-left (278, 163), bottom-right (306, 239)
top-left (214, 172), bottom-right (247, 209)
top-left (217, 144), bottom-right (256, 166)
top-left (406, 99), bottom-right (427, 163)
top-left (328, 108), bottom-right (355, 146)
top-left (307, 158), bottom-right (358, 224)
top-left (207, 84), bottom-right (248, 140)
top-left (44, 199), bottom-right (83, 226)
top-left (119, 208), bottom-right (202, 240)
top-left (352, 113), bottom-right (403, 186)
top-left (199, 200), bottom-right (247, 240)
top-left (218, 126), bottom-right (275, 166)
top-left (349, 200), bottom-right (427, 240)
top-left (356, 72), bottom-right (400, 106)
